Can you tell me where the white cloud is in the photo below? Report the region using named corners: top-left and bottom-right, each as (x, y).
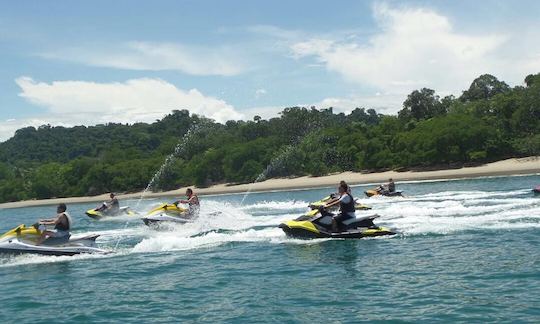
top-left (41, 41), bottom-right (245, 76)
top-left (0, 118), bottom-right (56, 142)
top-left (291, 3), bottom-right (540, 110)
top-left (1, 77), bottom-right (244, 141)
top-left (314, 93), bottom-right (405, 114)
top-left (255, 88), bottom-right (267, 98)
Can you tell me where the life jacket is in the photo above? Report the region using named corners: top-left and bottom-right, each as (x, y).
top-left (339, 193), bottom-right (355, 214)
top-left (54, 212), bottom-right (71, 231)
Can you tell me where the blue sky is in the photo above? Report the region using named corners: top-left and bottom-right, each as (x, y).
top-left (1, 0), bottom-right (540, 140)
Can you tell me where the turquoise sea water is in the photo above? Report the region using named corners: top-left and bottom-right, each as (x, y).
top-left (1, 175), bottom-right (539, 323)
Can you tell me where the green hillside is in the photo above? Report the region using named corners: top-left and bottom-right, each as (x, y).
top-left (0, 73), bottom-right (539, 203)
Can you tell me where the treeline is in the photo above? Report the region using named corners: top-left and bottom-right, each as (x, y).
top-left (0, 73), bottom-right (539, 203)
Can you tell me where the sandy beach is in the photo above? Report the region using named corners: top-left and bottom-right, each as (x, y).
top-left (1, 156), bottom-right (538, 209)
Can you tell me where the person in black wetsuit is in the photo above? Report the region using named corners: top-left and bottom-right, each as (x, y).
top-left (36, 203), bottom-right (71, 245)
top-left (324, 183), bottom-right (356, 232)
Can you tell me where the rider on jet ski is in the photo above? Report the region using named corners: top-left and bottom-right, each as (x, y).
top-left (96, 193), bottom-right (120, 215)
top-left (376, 178), bottom-right (396, 195)
top-left (173, 188), bottom-right (200, 218)
top-left (36, 203), bottom-right (71, 245)
top-left (323, 183), bottom-right (355, 232)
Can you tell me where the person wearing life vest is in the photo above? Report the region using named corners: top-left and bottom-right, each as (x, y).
top-left (324, 183), bottom-right (356, 232)
top-left (36, 203), bottom-right (72, 245)
top-left (173, 188), bottom-right (200, 218)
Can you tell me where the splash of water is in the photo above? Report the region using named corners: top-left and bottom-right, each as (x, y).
top-left (239, 145), bottom-right (296, 205)
top-left (136, 124), bottom-right (203, 207)
top-left (117, 123), bottom-right (205, 250)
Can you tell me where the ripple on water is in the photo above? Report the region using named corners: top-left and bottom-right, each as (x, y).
top-left (0, 175), bottom-right (539, 322)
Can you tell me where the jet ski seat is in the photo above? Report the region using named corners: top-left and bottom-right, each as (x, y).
top-left (42, 234), bottom-right (71, 246)
top-left (318, 214), bottom-right (380, 228)
top-left (342, 215), bottom-right (380, 228)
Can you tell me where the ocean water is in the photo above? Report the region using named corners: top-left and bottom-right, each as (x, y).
top-left (0, 175), bottom-right (539, 323)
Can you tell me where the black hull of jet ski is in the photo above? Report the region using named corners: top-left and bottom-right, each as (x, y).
top-left (0, 247), bottom-right (89, 256)
top-left (279, 211), bottom-right (396, 240)
top-left (279, 223), bottom-right (395, 239)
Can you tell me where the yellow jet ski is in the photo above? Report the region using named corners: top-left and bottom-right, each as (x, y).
top-left (142, 203), bottom-right (192, 226)
top-left (85, 205), bottom-right (136, 220)
top-left (309, 194), bottom-right (371, 211)
top-left (365, 188), bottom-right (403, 198)
top-left (0, 224), bottom-right (107, 256)
top-left (279, 208), bottom-right (395, 239)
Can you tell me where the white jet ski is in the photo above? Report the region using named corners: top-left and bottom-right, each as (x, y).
top-left (0, 224), bottom-right (108, 256)
top-left (141, 203), bottom-right (194, 226)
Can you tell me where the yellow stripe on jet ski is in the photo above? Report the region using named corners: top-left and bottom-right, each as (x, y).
top-left (283, 220), bottom-right (320, 234)
top-left (0, 224), bottom-right (41, 241)
top-left (147, 203), bottom-right (188, 216)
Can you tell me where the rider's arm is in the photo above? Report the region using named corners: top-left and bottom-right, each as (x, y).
top-left (324, 198), bottom-right (340, 209)
top-left (325, 197), bottom-right (339, 205)
top-left (40, 215), bottom-right (58, 225)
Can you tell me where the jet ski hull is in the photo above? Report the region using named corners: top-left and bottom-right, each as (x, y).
top-left (85, 207), bottom-right (135, 220)
top-left (279, 221), bottom-right (395, 239)
top-left (0, 224), bottom-right (107, 256)
top-left (0, 239), bottom-right (107, 256)
top-left (142, 214), bottom-right (192, 226)
top-left (365, 190), bottom-right (403, 197)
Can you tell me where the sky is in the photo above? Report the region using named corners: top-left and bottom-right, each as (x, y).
top-left (1, 0), bottom-right (540, 141)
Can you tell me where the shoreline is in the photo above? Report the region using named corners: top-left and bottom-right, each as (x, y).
top-left (1, 157), bottom-right (538, 209)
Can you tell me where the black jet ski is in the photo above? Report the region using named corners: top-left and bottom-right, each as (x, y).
top-left (533, 186), bottom-right (540, 195)
top-left (0, 224), bottom-right (107, 256)
top-left (141, 203), bottom-right (193, 226)
top-left (308, 194), bottom-right (371, 211)
top-left (279, 208), bottom-right (395, 239)
top-left (85, 205), bottom-right (136, 220)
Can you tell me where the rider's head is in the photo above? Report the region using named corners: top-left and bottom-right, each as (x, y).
top-left (110, 193), bottom-right (115, 198)
top-left (338, 183), bottom-right (348, 194)
top-left (57, 203), bottom-right (67, 213)
top-left (389, 178), bottom-right (393, 182)
top-left (186, 188), bottom-right (193, 197)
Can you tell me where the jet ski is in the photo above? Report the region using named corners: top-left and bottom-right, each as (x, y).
top-left (533, 186), bottom-right (540, 195)
top-left (85, 205), bottom-right (136, 220)
top-left (0, 224), bottom-right (107, 256)
top-left (279, 208), bottom-right (395, 239)
top-left (141, 203), bottom-right (193, 226)
top-left (308, 194), bottom-right (371, 211)
top-left (365, 188), bottom-right (403, 197)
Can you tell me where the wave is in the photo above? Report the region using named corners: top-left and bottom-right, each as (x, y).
top-left (2, 184), bottom-right (538, 267)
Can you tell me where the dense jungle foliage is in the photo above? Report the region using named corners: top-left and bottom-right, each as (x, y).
top-left (0, 73), bottom-right (539, 202)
